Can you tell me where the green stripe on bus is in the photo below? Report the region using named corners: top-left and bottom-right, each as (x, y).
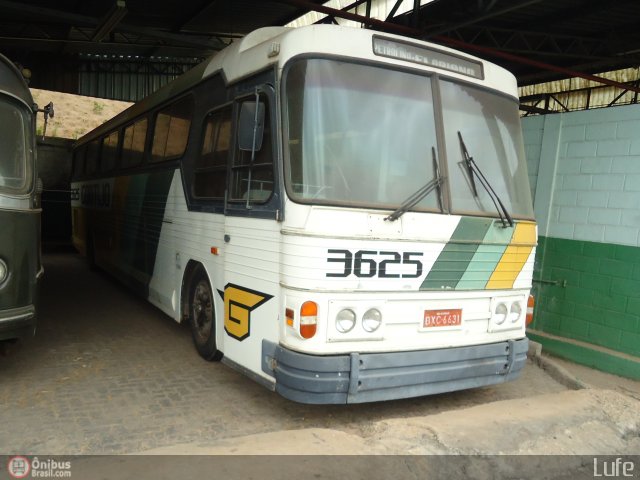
top-left (420, 217), bottom-right (493, 290)
top-left (455, 223), bottom-right (515, 290)
top-left (114, 170), bottom-right (174, 296)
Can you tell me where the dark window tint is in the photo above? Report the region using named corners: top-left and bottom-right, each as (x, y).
top-left (230, 95), bottom-right (273, 203)
top-left (72, 146), bottom-right (86, 178)
top-left (121, 118), bottom-right (147, 169)
top-left (101, 130), bottom-right (119, 172)
top-left (85, 139), bottom-right (101, 176)
top-left (193, 107), bottom-right (232, 198)
top-left (151, 96), bottom-right (193, 163)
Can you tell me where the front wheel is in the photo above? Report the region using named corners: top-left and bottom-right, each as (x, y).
top-left (188, 267), bottom-right (222, 361)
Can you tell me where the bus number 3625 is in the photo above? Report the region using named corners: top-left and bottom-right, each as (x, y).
top-left (326, 249), bottom-right (423, 278)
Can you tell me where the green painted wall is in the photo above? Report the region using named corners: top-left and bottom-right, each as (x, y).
top-left (531, 235), bottom-right (640, 357)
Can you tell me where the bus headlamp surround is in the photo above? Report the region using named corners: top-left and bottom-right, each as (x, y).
top-left (509, 302), bottom-right (523, 323)
top-left (494, 303), bottom-right (508, 325)
top-left (336, 309), bottom-right (356, 333)
top-left (362, 308), bottom-right (382, 332)
top-left (0, 258), bottom-right (7, 284)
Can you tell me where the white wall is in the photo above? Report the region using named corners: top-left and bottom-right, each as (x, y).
top-left (522, 104), bottom-right (640, 247)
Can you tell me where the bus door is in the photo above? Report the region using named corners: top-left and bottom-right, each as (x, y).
top-left (220, 87), bottom-right (280, 376)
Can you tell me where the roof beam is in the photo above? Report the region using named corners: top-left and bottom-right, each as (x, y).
top-left (270, 0), bottom-right (640, 94)
top-left (0, 35), bottom-right (213, 56)
top-left (423, 0), bottom-right (545, 37)
top-left (271, 0), bottom-right (418, 35)
top-left (0, 0), bottom-right (225, 50)
top-left (311, 0), bottom-right (370, 25)
top-left (444, 26), bottom-right (623, 61)
top-left (171, 0), bottom-right (219, 32)
top-left (92, 1), bottom-right (128, 42)
top-left (512, 0), bottom-right (622, 32)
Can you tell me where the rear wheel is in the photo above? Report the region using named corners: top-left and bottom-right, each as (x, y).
top-left (188, 267), bottom-right (222, 361)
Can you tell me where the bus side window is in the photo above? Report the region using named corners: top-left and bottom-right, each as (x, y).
top-left (121, 117), bottom-right (147, 169)
top-left (72, 146), bottom-right (86, 178)
top-left (85, 138), bottom-right (101, 176)
top-left (151, 96), bottom-right (193, 163)
top-left (230, 94), bottom-right (273, 203)
top-left (101, 130), bottom-right (119, 173)
top-left (193, 106), bottom-right (232, 199)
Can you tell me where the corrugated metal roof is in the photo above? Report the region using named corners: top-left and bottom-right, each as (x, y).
top-left (1, 0), bottom-right (639, 109)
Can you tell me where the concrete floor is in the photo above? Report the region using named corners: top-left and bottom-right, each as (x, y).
top-left (0, 252), bottom-right (573, 455)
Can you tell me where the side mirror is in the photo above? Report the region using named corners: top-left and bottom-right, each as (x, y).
top-left (238, 101), bottom-right (265, 152)
top-left (35, 102), bottom-right (55, 140)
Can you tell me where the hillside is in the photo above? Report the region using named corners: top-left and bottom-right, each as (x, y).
top-left (30, 88), bottom-right (132, 140)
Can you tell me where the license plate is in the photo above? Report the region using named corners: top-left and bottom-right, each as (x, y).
top-left (423, 309), bottom-right (462, 328)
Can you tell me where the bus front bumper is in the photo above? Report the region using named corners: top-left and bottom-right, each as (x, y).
top-left (262, 338), bottom-right (528, 404)
top-left (0, 305), bottom-right (36, 341)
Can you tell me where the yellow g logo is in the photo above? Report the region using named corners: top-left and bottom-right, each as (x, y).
top-left (222, 284), bottom-right (272, 341)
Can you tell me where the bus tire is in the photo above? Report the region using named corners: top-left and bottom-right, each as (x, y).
top-left (188, 267), bottom-right (222, 361)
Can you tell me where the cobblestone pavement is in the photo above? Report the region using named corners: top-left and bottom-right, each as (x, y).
top-left (1, 253), bottom-right (568, 454)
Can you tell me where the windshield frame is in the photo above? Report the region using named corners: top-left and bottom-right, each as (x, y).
top-left (0, 93), bottom-right (34, 197)
top-left (439, 78), bottom-right (534, 221)
top-left (282, 54), bottom-right (445, 215)
top-left (281, 54), bottom-right (533, 221)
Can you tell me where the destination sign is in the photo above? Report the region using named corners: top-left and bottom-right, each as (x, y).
top-left (372, 36), bottom-right (484, 79)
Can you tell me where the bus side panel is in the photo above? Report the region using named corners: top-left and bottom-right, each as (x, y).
top-left (0, 210), bottom-right (39, 309)
top-left (111, 170), bottom-right (175, 298)
top-left (149, 170), bottom-right (228, 325)
top-left (221, 216), bottom-right (281, 382)
top-left (72, 170), bottom-right (174, 300)
top-left (0, 209), bottom-right (40, 339)
top-left (70, 199), bottom-right (87, 257)
top-left (147, 170), bottom-right (181, 318)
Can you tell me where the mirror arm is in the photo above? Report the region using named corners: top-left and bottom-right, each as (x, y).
top-left (35, 102), bottom-right (55, 140)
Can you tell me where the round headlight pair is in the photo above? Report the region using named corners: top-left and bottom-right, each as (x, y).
top-left (494, 302), bottom-right (522, 325)
top-left (336, 308), bottom-right (382, 333)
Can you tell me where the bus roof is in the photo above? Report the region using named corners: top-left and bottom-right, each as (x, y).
top-left (0, 54), bottom-right (33, 109)
top-left (76, 25), bottom-right (517, 147)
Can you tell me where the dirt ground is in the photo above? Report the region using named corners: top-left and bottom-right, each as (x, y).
top-left (3, 253), bottom-right (640, 475)
top-left (31, 88), bottom-right (131, 140)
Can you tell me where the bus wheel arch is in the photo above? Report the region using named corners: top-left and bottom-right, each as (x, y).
top-left (181, 261), bottom-right (222, 361)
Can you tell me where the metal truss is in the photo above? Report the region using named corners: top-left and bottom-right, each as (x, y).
top-left (520, 78), bottom-right (640, 115)
top-left (0, 0), bottom-right (227, 57)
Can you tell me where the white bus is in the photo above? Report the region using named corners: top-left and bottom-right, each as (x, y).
top-left (71, 25), bottom-right (536, 404)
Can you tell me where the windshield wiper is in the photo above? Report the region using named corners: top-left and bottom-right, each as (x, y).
top-left (385, 147), bottom-right (445, 222)
top-left (457, 131), bottom-right (514, 228)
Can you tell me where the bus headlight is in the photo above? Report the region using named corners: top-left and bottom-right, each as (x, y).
top-left (494, 303), bottom-right (508, 325)
top-left (509, 302), bottom-right (522, 323)
top-left (0, 258), bottom-right (7, 284)
top-left (336, 309), bottom-right (356, 333)
top-left (362, 308), bottom-right (382, 332)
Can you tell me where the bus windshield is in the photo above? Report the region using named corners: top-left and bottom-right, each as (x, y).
top-left (0, 97), bottom-right (32, 194)
top-left (284, 58), bottom-right (533, 219)
top-left (284, 59), bottom-right (440, 211)
top-left (440, 80), bottom-right (533, 219)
